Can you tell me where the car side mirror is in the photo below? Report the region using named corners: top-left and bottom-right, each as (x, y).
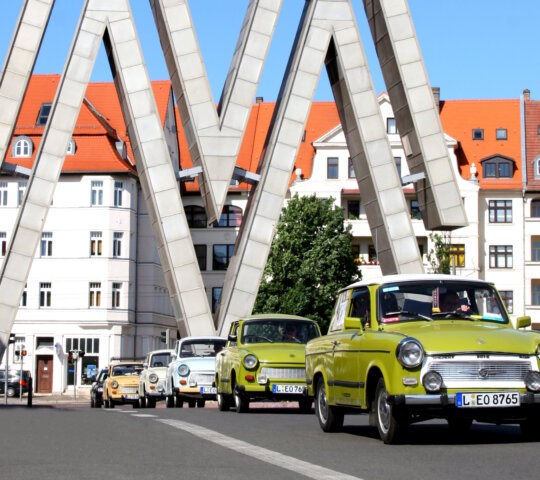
top-left (143, 363), bottom-right (148, 369)
top-left (516, 316), bottom-right (531, 329)
top-left (228, 334), bottom-right (237, 342)
top-left (344, 317), bottom-right (362, 330)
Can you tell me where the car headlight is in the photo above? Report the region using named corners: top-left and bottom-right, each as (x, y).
top-left (525, 371), bottom-right (540, 392)
top-left (177, 364), bottom-right (189, 376)
top-left (423, 371), bottom-right (443, 393)
top-left (111, 381), bottom-right (118, 389)
top-left (396, 338), bottom-right (424, 368)
top-left (243, 354), bottom-right (258, 370)
top-left (149, 373), bottom-right (159, 383)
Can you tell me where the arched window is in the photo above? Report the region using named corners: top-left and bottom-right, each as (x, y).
top-left (531, 199), bottom-right (540, 218)
top-left (66, 138), bottom-right (76, 155)
top-left (185, 205), bottom-right (207, 228)
top-left (218, 205), bottom-right (243, 227)
top-left (12, 136), bottom-right (33, 158)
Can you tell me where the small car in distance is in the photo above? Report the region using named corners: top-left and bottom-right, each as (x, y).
top-left (139, 349), bottom-right (174, 408)
top-left (215, 314), bottom-right (321, 413)
top-left (90, 367), bottom-right (108, 408)
top-left (165, 337), bottom-right (226, 408)
top-left (102, 361), bottom-right (143, 408)
top-left (305, 274), bottom-right (540, 443)
top-left (0, 370), bottom-right (31, 397)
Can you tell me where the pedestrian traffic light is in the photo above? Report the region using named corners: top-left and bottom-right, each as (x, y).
top-left (67, 350), bottom-right (74, 363)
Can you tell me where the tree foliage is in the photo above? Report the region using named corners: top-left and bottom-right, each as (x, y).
top-left (427, 232), bottom-right (451, 274)
top-left (254, 194), bottom-right (359, 331)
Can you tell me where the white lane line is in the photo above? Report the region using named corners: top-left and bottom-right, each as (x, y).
top-left (132, 414), bottom-right (157, 418)
top-left (156, 419), bottom-right (362, 480)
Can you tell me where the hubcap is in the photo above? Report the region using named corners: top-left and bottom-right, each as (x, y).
top-left (378, 389), bottom-right (391, 434)
top-left (318, 383), bottom-right (328, 423)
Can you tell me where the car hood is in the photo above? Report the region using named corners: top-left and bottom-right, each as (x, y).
top-left (240, 343), bottom-right (307, 364)
top-left (177, 356), bottom-right (217, 371)
top-left (388, 321), bottom-right (540, 355)
top-left (147, 367), bottom-right (168, 378)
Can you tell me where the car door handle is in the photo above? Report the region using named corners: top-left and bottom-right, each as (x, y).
top-left (332, 340), bottom-right (340, 347)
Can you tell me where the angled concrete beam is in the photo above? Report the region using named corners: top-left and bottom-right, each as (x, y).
top-left (363, 0), bottom-right (467, 230)
top-left (0, 0), bottom-right (55, 168)
top-left (216, 0), bottom-right (424, 335)
top-left (150, 0), bottom-right (282, 224)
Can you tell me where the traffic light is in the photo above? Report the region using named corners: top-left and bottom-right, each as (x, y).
top-left (160, 329), bottom-right (170, 344)
top-left (8, 334), bottom-right (16, 344)
top-left (67, 350), bottom-right (74, 363)
top-left (79, 350), bottom-right (85, 358)
top-left (21, 349), bottom-right (27, 357)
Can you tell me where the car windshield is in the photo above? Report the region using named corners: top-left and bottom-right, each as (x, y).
top-left (150, 353), bottom-right (172, 367)
top-left (377, 280), bottom-right (510, 324)
top-left (97, 370), bottom-right (108, 382)
top-left (112, 364), bottom-right (142, 376)
top-left (241, 319), bottom-right (320, 344)
top-left (179, 339), bottom-right (226, 358)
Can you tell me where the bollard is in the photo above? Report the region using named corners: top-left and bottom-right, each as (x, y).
top-left (27, 376), bottom-right (32, 407)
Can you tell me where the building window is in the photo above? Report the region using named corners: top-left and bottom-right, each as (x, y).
top-left (89, 282), bottom-right (101, 307)
top-left (39, 282), bottom-right (51, 307)
top-left (348, 158), bottom-right (355, 178)
top-left (532, 199), bottom-right (540, 217)
top-left (18, 182), bottom-right (26, 206)
top-left (36, 103), bottom-right (52, 126)
top-left (481, 156), bottom-right (514, 179)
top-left (533, 238), bottom-right (540, 262)
top-left (12, 136), bottom-right (33, 158)
top-left (0, 232), bottom-right (5, 256)
top-left (218, 205), bottom-right (243, 228)
top-left (91, 181), bottom-right (103, 206)
top-left (213, 244), bottom-right (234, 271)
top-left (20, 284), bottom-right (27, 307)
top-left (212, 287), bottom-right (222, 314)
top-left (535, 158), bottom-right (540, 179)
top-left (496, 128), bottom-right (507, 140)
top-left (499, 290), bottom-right (513, 314)
top-left (387, 117), bottom-right (397, 134)
top-left (368, 245), bottom-right (377, 262)
top-left (472, 129), bottom-right (484, 140)
top-left (489, 200), bottom-right (512, 223)
top-left (112, 282), bottom-right (122, 309)
top-left (347, 200), bottom-right (360, 220)
top-left (41, 232), bottom-right (53, 257)
top-left (66, 138), bottom-right (76, 155)
top-left (449, 244), bottom-right (465, 268)
top-left (114, 181), bottom-right (123, 207)
top-left (410, 200), bottom-right (422, 220)
top-left (489, 245), bottom-right (513, 268)
top-left (533, 282), bottom-right (540, 306)
top-left (0, 181), bottom-right (8, 206)
top-left (351, 244), bottom-right (360, 265)
top-left (394, 157), bottom-right (401, 178)
top-left (195, 244), bottom-right (207, 271)
top-left (327, 157), bottom-right (338, 179)
top-left (90, 231), bottom-right (102, 257)
top-left (185, 205), bottom-right (207, 228)
top-left (66, 337), bottom-right (100, 385)
top-left (113, 232), bottom-right (123, 258)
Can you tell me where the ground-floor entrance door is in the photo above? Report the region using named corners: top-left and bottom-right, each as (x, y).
top-left (36, 355), bottom-right (53, 393)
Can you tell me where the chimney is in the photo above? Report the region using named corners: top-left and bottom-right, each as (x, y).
top-left (256, 96), bottom-right (263, 103)
top-left (523, 89), bottom-right (530, 101)
top-left (432, 87), bottom-right (440, 110)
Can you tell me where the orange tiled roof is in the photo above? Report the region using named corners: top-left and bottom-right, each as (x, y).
top-left (439, 99), bottom-right (522, 190)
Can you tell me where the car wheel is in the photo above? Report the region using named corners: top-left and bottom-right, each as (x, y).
top-left (196, 399), bottom-right (206, 408)
top-left (139, 394), bottom-right (146, 409)
top-left (298, 397), bottom-right (312, 414)
top-left (109, 399), bottom-right (115, 409)
top-left (166, 395), bottom-right (175, 408)
top-left (90, 396), bottom-right (95, 408)
top-left (447, 417), bottom-right (473, 435)
top-left (520, 415), bottom-right (540, 440)
top-left (104, 398), bottom-right (110, 409)
top-left (374, 377), bottom-right (406, 444)
top-left (217, 390), bottom-right (230, 412)
top-left (188, 399), bottom-right (196, 408)
top-left (147, 397), bottom-right (156, 408)
top-left (132, 399), bottom-right (140, 408)
top-left (175, 395), bottom-right (184, 408)
top-left (315, 376), bottom-right (343, 432)
top-left (233, 387), bottom-right (249, 413)
top-left (7, 387), bottom-right (16, 397)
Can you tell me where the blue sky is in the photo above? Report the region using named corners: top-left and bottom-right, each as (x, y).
top-left (1, 1), bottom-right (538, 101)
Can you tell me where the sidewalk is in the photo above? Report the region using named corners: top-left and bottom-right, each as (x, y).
top-left (1, 390), bottom-right (90, 407)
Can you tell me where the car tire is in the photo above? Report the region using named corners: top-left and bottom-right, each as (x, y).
top-left (147, 397), bottom-right (156, 408)
top-left (298, 397), bottom-right (313, 414)
top-left (7, 387), bottom-right (16, 397)
top-left (132, 399), bottom-right (140, 408)
top-left (196, 399), bottom-right (205, 408)
top-left (374, 377), bottom-right (406, 444)
top-left (520, 415), bottom-right (540, 440)
top-left (315, 376), bottom-right (343, 432)
top-left (217, 390), bottom-right (230, 412)
top-left (109, 399), bottom-right (115, 409)
top-left (233, 387), bottom-right (249, 413)
top-left (90, 396), bottom-right (95, 408)
top-left (166, 395), bottom-right (175, 408)
top-left (139, 394), bottom-right (146, 409)
top-left (175, 395), bottom-right (184, 408)
top-left (104, 398), bottom-right (109, 409)
top-left (188, 399), bottom-right (196, 408)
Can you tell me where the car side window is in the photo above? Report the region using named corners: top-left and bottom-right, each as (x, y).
top-left (228, 322), bottom-right (239, 346)
top-left (349, 288), bottom-right (370, 327)
top-left (329, 291), bottom-right (350, 332)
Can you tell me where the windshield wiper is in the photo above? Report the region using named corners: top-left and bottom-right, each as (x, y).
top-left (385, 310), bottom-right (433, 322)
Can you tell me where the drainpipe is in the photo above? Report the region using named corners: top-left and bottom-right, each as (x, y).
top-left (133, 181), bottom-right (140, 358)
top-left (520, 91), bottom-right (528, 318)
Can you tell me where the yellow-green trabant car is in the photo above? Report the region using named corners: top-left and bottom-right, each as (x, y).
top-left (102, 361), bottom-right (144, 409)
top-left (216, 314), bottom-right (321, 413)
top-left (305, 274), bottom-right (540, 443)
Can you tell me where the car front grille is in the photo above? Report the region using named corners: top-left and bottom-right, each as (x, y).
top-left (259, 367), bottom-right (306, 380)
top-left (191, 374), bottom-right (214, 386)
top-left (118, 386), bottom-right (138, 394)
top-left (427, 359), bottom-right (532, 383)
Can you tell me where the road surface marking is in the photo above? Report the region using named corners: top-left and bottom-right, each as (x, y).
top-left (132, 414), bottom-right (157, 418)
top-left (156, 418), bottom-right (362, 480)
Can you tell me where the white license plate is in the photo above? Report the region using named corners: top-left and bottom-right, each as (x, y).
top-left (456, 392), bottom-right (520, 408)
top-left (272, 384), bottom-right (304, 394)
top-left (200, 386), bottom-right (217, 394)
top-left (124, 394), bottom-right (138, 400)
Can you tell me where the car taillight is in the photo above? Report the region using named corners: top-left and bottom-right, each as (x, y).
top-left (19, 379), bottom-right (27, 388)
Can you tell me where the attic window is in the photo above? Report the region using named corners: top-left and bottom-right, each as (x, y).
top-left (496, 129), bottom-right (507, 141)
top-left (12, 136), bottom-right (33, 157)
top-left (481, 155), bottom-right (514, 178)
top-left (36, 103), bottom-right (52, 126)
top-left (472, 129), bottom-right (484, 141)
top-left (66, 139), bottom-right (76, 155)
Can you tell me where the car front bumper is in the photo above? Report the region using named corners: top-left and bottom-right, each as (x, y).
top-left (389, 392), bottom-right (540, 406)
top-left (236, 383), bottom-right (309, 401)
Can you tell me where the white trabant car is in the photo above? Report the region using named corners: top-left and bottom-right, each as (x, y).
top-left (165, 336), bottom-right (226, 408)
top-left (138, 349), bottom-right (175, 408)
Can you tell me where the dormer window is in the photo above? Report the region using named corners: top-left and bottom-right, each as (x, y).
top-left (472, 129), bottom-right (484, 140)
top-left (496, 128), bottom-right (507, 140)
top-left (36, 103), bottom-right (52, 126)
top-left (12, 136), bottom-right (33, 158)
top-left (480, 155), bottom-right (515, 179)
top-left (66, 138), bottom-right (76, 155)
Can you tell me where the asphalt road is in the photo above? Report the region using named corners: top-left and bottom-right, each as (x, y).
top-left (0, 401), bottom-right (538, 480)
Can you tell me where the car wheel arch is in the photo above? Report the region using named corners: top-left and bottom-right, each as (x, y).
top-left (366, 366), bottom-right (384, 409)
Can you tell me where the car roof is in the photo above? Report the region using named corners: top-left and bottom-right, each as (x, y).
top-left (110, 361), bottom-right (143, 366)
top-left (148, 349), bottom-right (175, 355)
top-left (179, 336), bottom-right (226, 343)
top-left (240, 314), bottom-right (315, 323)
top-left (341, 273), bottom-right (493, 293)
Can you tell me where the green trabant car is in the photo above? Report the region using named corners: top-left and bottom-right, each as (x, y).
top-left (305, 274), bottom-right (540, 443)
top-left (215, 314), bottom-right (321, 413)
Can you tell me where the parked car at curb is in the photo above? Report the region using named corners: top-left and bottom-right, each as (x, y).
top-left (139, 349), bottom-right (174, 408)
top-left (215, 314), bottom-right (321, 413)
top-left (90, 367), bottom-right (108, 408)
top-left (305, 274), bottom-right (540, 443)
top-left (102, 361), bottom-right (143, 409)
top-left (165, 337), bottom-right (226, 408)
top-left (0, 370), bottom-right (31, 397)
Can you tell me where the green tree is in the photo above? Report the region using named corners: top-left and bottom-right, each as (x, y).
top-left (427, 232), bottom-right (451, 274)
top-left (254, 194), bottom-right (359, 331)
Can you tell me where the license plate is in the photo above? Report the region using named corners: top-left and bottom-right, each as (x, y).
top-left (200, 386), bottom-right (217, 394)
top-left (272, 384), bottom-right (304, 394)
top-left (456, 392), bottom-right (520, 408)
top-left (124, 394), bottom-right (138, 400)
